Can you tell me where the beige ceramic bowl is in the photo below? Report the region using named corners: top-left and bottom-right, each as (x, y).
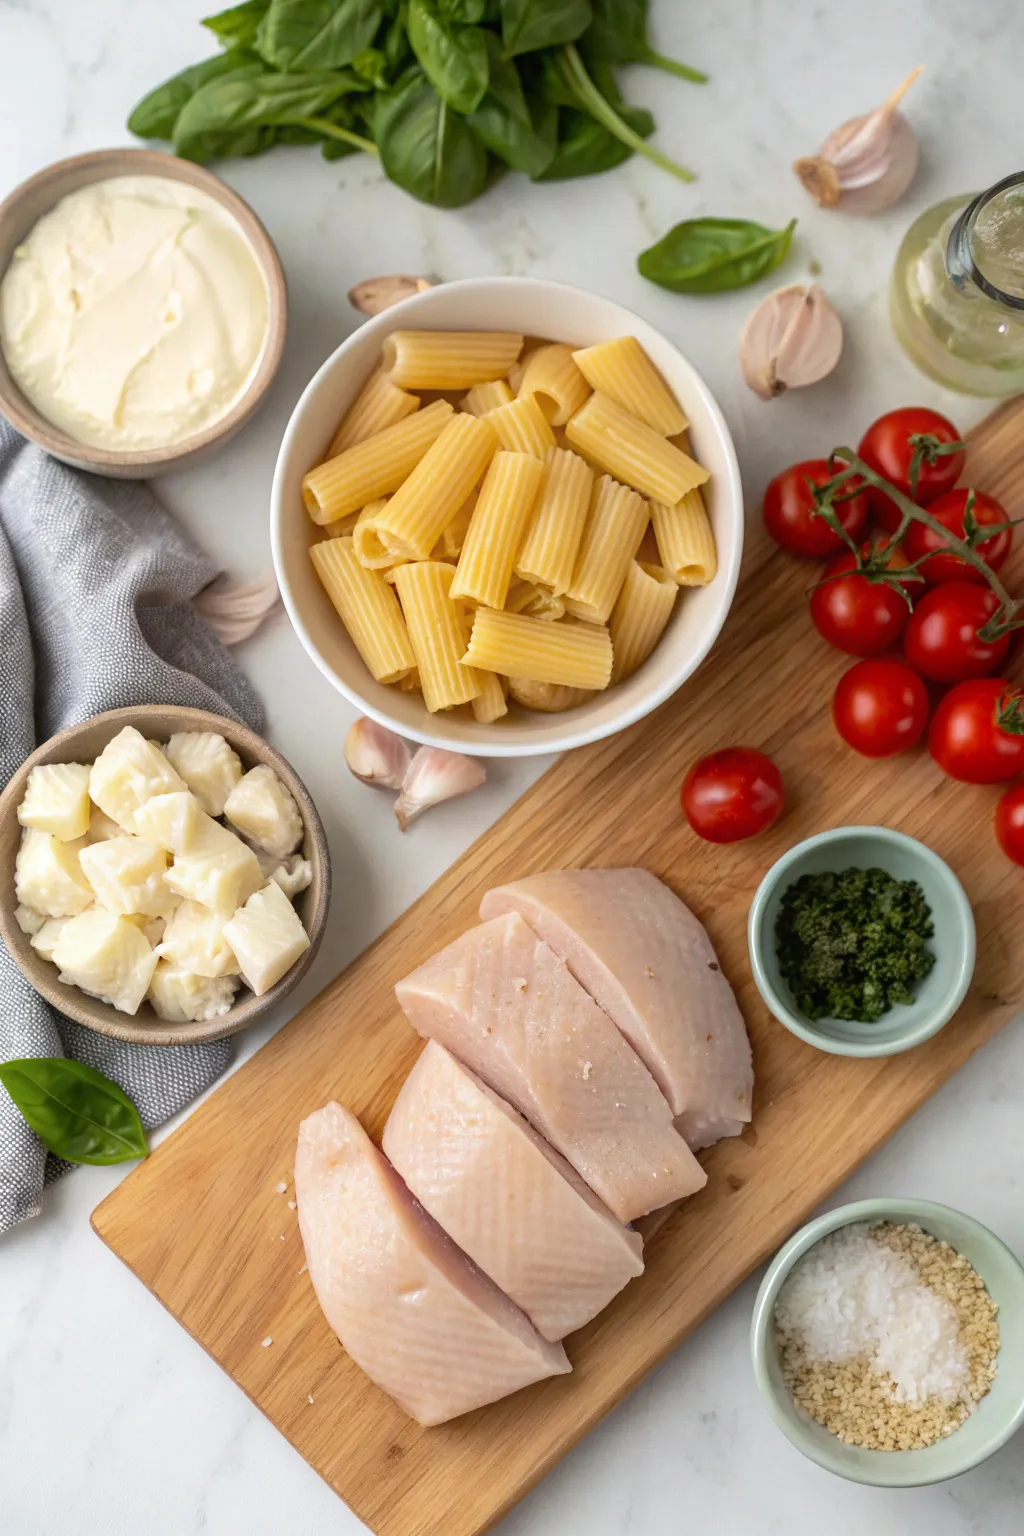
top-left (0, 149), bottom-right (287, 477)
top-left (0, 706), bottom-right (329, 1045)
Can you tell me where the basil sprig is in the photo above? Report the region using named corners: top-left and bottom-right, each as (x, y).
top-left (0, 1058), bottom-right (148, 1166)
top-left (638, 217), bottom-right (798, 294)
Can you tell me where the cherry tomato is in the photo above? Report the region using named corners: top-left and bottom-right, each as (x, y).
top-left (903, 584), bottom-right (1009, 683)
top-left (858, 408), bottom-right (965, 532)
top-left (809, 550), bottom-right (909, 656)
top-left (762, 459), bottom-right (869, 559)
top-left (681, 748), bottom-right (784, 843)
top-left (832, 659), bottom-right (929, 758)
top-left (995, 783), bottom-right (1024, 865)
top-left (929, 679), bottom-right (1024, 784)
top-left (903, 488), bottom-right (1013, 584)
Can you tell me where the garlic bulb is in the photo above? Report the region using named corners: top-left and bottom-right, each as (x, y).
top-left (348, 275), bottom-right (434, 316)
top-left (739, 284), bottom-right (843, 401)
top-left (793, 67), bottom-right (923, 214)
top-left (344, 717), bottom-right (411, 790)
top-left (394, 747), bottom-right (486, 831)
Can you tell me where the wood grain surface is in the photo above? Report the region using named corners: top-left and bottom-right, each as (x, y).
top-left (93, 399), bottom-right (1024, 1536)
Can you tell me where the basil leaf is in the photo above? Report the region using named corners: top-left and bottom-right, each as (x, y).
top-left (467, 32), bottom-right (554, 176)
top-left (0, 1058), bottom-right (148, 1166)
top-left (202, 0), bottom-right (271, 48)
top-left (127, 49), bottom-right (262, 140)
top-left (407, 0), bottom-right (489, 115)
top-left (439, 0), bottom-right (487, 20)
top-left (583, 0), bottom-right (707, 83)
top-left (500, 0), bottom-right (592, 57)
top-left (638, 217), bottom-right (798, 294)
top-left (383, 7), bottom-right (411, 70)
top-left (538, 102), bottom-right (650, 180)
top-left (256, 0), bottom-right (383, 70)
top-left (173, 69), bottom-right (365, 161)
top-left (377, 70), bottom-right (488, 205)
top-left (352, 45), bottom-right (390, 86)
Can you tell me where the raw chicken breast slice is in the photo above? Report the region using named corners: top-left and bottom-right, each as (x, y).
top-left (384, 1042), bottom-right (644, 1342)
top-left (480, 868), bottom-right (753, 1151)
top-left (295, 1103), bottom-right (569, 1427)
top-left (394, 912), bottom-right (706, 1223)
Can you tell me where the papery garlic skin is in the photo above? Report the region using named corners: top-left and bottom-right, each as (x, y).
top-left (739, 284), bottom-right (843, 401)
top-left (348, 276), bottom-right (434, 316)
top-left (344, 717), bottom-right (411, 790)
top-left (394, 747), bottom-right (487, 831)
top-left (794, 68), bottom-right (922, 215)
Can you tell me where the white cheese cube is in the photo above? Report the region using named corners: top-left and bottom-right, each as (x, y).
top-left (224, 766), bottom-right (303, 861)
top-left (222, 881), bottom-right (310, 996)
top-left (148, 962), bottom-right (239, 1023)
top-left (88, 805), bottom-right (126, 842)
top-left (166, 838), bottom-right (264, 916)
top-left (52, 908), bottom-right (158, 1015)
top-left (30, 916), bottom-right (74, 963)
top-left (269, 855), bottom-right (313, 900)
top-left (14, 903), bottom-right (45, 936)
top-left (18, 763), bottom-right (92, 841)
top-left (15, 829), bottom-right (94, 917)
top-left (78, 836), bottom-right (177, 918)
top-left (89, 726), bottom-right (185, 833)
top-left (133, 791), bottom-right (205, 854)
top-left (158, 899), bottom-right (239, 978)
top-left (164, 732), bottom-right (242, 817)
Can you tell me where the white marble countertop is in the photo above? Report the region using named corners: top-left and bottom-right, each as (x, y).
top-left (3, 1), bottom-right (1024, 1531)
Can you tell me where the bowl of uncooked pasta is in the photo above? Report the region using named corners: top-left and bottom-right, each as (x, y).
top-left (271, 276), bottom-right (744, 757)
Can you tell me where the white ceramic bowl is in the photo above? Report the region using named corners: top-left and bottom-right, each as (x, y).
top-left (271, 277), bottom-right (743, 757)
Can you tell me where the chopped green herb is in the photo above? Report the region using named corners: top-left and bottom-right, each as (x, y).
top-left (774, 866), bottom-right (935, 1023)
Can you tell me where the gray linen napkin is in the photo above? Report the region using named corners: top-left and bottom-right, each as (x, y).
top-left (0, 419), bottom-right (265, 1233)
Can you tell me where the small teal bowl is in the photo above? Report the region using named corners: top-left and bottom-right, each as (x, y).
top-left (747, 826), bottom-right (975, 1057)
top-left (751, 1198), bottom-right (1024, 1486)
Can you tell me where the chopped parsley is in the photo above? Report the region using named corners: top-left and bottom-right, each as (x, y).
top-left (775, 866), bottom-right (935, 1023)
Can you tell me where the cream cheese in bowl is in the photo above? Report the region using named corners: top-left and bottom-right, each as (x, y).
top-left (0, 174), bottom-right (269, 452)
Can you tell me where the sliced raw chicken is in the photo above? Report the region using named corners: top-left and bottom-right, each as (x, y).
top-left (480, 868), bottom-right (753, 1150)
top-left (394, 912), bottom-right (706, 1223)
top-left (384, 1042), bottom-right (644, 1341)
top-left (295, 1102), bottom-right (569, 1426)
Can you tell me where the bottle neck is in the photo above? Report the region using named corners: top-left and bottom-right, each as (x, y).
top-left (946, 172), bottom-right (1024, 311)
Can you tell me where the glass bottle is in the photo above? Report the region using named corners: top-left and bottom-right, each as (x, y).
top-left (890, 171), bottom-right (1024, 396)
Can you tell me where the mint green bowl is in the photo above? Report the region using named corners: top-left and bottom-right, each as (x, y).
top-left (751, 1199), bottom-right (1024, 1486)
top-left (747, 826), bottom-right (975, 1057)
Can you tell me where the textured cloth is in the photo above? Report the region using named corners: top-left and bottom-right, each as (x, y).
top-left (0, 419), bottom-right (265, 1233)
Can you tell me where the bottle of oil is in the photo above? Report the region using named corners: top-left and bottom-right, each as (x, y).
top-left (890, 172), bottom-right (1024, 396)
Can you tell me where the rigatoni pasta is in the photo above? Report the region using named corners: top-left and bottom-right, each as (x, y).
top-left (463, 609), bottom-right (613, 691)
top-left (565, 392), bottom-right (708, 506)
top-left (485, 394), bottom-right (556, 457)
top-left (309, 537), bottom-right (415, 684)
top-left (303, 399), bottom-right (454, 525)
top-left (609, 561), bottom-right (678, 683)
top-left (505, 579), bottom-right (566, 622)
top-left (471, 671), bottom-right (509, 723)
top-left (382, 331), bottom-right (523, 389)
top-left (450, 452), bottom-right (546, 609)
top-left (565, 475), bottom-right (649, 624)
top-left (461, 379), bottom-right (514, 416)
top-left (391, 562), bottom-right (482, 712)
top-left (352, 499), bottom-right (401, 571)
top-left (572, 338), bottom-right (687, 437)
top-left (517, 344), bottom-right (591, 425)
top-left (375, 412), bottom-right (497, 559)
top-left (515, 446), bottom-right (593, 594)
top-left (328, 368), bottom-right (420, 456)
top-left (650, 489), bottom-right (717, 586)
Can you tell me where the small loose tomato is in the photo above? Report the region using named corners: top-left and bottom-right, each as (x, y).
top-left (762, 459), bottom-right (869, 559)
top-left (902, 584), bottom-right (1009, 683)
top-left (832, 659), bottom-right (929, 758)
top-left (809, 550), bottom-right (909, 656)
top-left (903, 488), bottom-right (1013, 584)
top-left (995, 783), bottom-right (1024, 865)
top-left (681, 748), bottom-right (784, 843)
top-left (929, 678), bottom-right (1024, 783)
top-left (858, 407), bottom-right (965, 531)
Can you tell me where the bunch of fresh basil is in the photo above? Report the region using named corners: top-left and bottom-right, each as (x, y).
top-left (128, 0), bottom-right (705, 208)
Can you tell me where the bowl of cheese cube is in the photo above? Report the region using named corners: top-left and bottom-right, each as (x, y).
top-left (0, 706), bottom-right (329, 1045)
top-left (271, 276), bottom-right (744, 757)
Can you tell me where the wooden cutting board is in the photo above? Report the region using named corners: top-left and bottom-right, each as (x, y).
top-left (93, 400), bottom-right (1024, 1536)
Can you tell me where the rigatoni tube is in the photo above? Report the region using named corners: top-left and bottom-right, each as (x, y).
top-left (565, 392), bottom-right (708, 506)
top-left (650, 489), bottom-right (718, 586)
top-left (517, 343), bottom-right (591, 426)
top-left (302, 399), bottom-right (453, 525)
top-left (461, 379), bottom-right (514, 416)
top-left (572, 338), bottom-right (687, 437)
top-left (471, 671), bottom-right (509, 723)
top-left (392, 561), bottom-right (483, 712)
top-left (609, 561), bottom-right (678, 682)
top-left (515, 446), bottom-right (594, 595)
top-left (451, 452), bottom-right (546, 610)
top-left (485, 394), bottom-right (557, 457)
top-left (381, 330), bottom-right (524, 390)
top-left (565, 475), bottom-right (649, 624)
top-left (375, 412), bottom-right (497, 560)
top-left (309, 537), bottom-right (415, 684)
top-left (463, 610), bottom-right (612, 691)
top-left (327, 368), bottom-right (420, 457)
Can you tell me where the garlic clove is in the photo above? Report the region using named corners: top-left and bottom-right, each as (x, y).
top-left (344, 717), bottom-right (411, 790)
top-left (794, 68), bottom-right (923, 214)
top-left (739, 284), bottom-right (843, 401)
top-left (194, 571), bottom-right (281, 645)
top-left (394, 747), bottom-right (486, 831)
top-left (348, 276), bottom-right (435, 316)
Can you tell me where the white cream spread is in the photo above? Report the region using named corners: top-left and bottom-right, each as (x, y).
top-left (0, 175), bottom-right (269, 452)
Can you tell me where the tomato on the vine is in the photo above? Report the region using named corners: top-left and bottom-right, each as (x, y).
top-left (681, 748), bottom-right (783, 843)
top-left (928, 679), bottom-right (1024, 784)
top-left (903, 488), bottom-right (1013, 584)
top-left (762, 459), bottom-right (869, 559)
top-left (809, 550), bottom-right (909, 656)
top-left (995, 784), bottom-right (1024, 866)
top-left (858, 407), bottom-right (965, 531)
top-left (902, 584), bottom-right (1009, 683)
top-left (832, 659), bottom-right (929, 758)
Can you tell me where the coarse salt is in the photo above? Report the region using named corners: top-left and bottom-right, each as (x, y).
top-left (274, 1181), bottom-right (287, 1194)
top-left (261, 1336), bottom-right (273, 1348)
